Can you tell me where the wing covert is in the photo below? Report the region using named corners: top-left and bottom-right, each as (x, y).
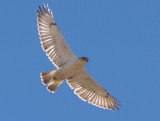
top-left (37, 4), bottom-right (76, 68)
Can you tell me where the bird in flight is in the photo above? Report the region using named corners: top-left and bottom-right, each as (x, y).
top-left (37, 4), bottom-right (120, 110)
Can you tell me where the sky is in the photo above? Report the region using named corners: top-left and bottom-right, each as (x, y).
top-left (0, 0), bottom-right (160, 121)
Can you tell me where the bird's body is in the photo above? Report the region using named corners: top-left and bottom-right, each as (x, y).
top-left (37, 4), bottom-right (120, 110)
top-left (54, 57), bottom-right (88, 80)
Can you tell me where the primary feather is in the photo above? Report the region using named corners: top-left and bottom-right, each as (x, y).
top-left (37, 4), bottom-right (76, 68)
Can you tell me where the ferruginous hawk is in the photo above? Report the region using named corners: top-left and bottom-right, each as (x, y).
top-left (37, 4), bottom-right (120, 110)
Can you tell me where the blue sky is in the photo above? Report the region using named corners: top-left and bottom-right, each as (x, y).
top-left (0, 0), bottom-right (160, 121)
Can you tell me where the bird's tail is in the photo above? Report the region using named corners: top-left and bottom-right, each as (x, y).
top-left (40, 70), bottom-right (64, 93)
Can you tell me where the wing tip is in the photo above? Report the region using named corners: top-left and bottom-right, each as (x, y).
top-left (37, 3), bottom-right (51, 15)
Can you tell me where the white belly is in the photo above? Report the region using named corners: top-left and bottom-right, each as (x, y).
top-left (54, 58), bottom-right (86, 80)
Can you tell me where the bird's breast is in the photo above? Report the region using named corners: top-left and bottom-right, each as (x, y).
top-left (54, 58), bottom-right (86, 80)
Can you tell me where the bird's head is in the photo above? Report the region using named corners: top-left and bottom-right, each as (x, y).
top-left (79, 56), bottom-right (89, 63)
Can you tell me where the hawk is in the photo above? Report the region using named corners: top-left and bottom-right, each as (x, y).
top-left (37, 4), bottom-right (119, 110)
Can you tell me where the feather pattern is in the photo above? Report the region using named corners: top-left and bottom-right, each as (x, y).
top-left (67, 69), bottom-right (119, 110)
top-left (37, 4), bottom-right (120, 111)
top-left (37, 4), bottom-right (76, 68)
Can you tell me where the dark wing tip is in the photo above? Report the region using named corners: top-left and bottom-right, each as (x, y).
top-left (113, 102), bottom-right (120, 111)
top-left (37, 10), bottom-right (40, 14)
top-left (43, 4), bottom-right (47, 12)
top-left (38, 5), bottom-right (44, 14)
top-left (37, 4), bottom-right (50, 15)
top-left (107, 96), bottom-right (120, 111)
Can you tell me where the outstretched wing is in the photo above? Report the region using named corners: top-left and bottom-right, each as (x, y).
top-left (67, 69), bottom-right (119, 110)
top-left (37, 4), bottom-right (76, 68)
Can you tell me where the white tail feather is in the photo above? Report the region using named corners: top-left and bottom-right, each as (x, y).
top-left (40, 70), bottom-right (63, 93)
